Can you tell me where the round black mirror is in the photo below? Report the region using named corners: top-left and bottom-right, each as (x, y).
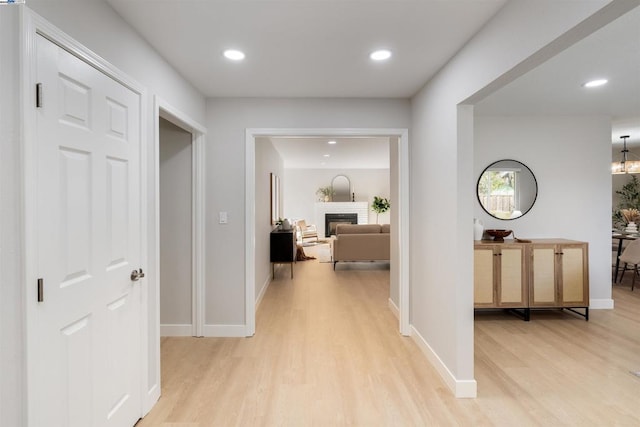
top-left (477, 159), bottom-right (537, 220)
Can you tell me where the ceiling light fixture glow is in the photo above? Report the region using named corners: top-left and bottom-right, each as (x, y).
top-left (223, 49), bottom-right (245, 61)
top-left (323, 154), bottom-right (330, 157)
top-left (370, 49), bottom-right (392, 61)
top-left (328, 140), bottom-right (337, 145)
top-left (583, 79), bottom-right (608, 88)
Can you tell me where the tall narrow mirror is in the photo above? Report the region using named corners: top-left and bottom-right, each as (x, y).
top-left (331, 175), bottom-right (351, 202)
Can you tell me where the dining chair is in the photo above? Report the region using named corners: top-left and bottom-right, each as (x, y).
top-left (618, 238), bottom-right (640, 290)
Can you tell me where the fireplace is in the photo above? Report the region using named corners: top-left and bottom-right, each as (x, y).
top-left (325, 213), bottom-right (358, 237)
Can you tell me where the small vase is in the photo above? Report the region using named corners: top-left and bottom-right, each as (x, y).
top-left (473, 218), bottom-right (484, 240)
top-left (625, 222), bottom-right (638, 234)
top-left (324, 195), bottom-right (330, 202)
top-left (282, 219), bottom-right (291, 230)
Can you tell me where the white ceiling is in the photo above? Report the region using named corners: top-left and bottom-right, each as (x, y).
top-left (475, 6), bottom-right (640, 146)
top-left (105, 0), bottom-right (640, 163)
top-left (269, 136), bottom-right (390, 169)
top-left (105, 0), bottom-right (507, 98)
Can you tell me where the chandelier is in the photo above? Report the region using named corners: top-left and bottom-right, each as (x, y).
top-left (612, 135), bottom-right (640, 174)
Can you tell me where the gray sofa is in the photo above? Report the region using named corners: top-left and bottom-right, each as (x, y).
top-left (331, 223), bottom-right (390, 269)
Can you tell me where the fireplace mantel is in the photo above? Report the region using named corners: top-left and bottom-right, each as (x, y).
top-left (314, 202), bottom-right (368, 238)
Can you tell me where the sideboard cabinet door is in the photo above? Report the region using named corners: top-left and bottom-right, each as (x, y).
top-left (530, 244), bottom-right (558, 306)
top-left (474, 243), bottom-right (527, 308)
top-left (499, 246), bottom-right (527, 307)
top-left (270, 230), bottom-right (295, 262)
top-left (474, 247), bottom-right (495, 306)
top-left (530, 243), bottom-right (589, 307)
top-left (559, 244), bottom-right (589, 306)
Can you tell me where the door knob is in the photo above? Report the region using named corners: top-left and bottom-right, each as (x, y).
top-left (130, 268), bottom-right (145, 281)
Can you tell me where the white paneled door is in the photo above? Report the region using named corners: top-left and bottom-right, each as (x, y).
top-left (30, 34), bottom-right (143, 427)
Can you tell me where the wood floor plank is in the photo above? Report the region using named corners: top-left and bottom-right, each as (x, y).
top-left (138, 251), bottom-right (640, 426)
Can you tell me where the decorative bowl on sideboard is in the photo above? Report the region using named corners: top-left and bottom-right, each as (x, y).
top-left (485, 229), bottom-right (513, 242)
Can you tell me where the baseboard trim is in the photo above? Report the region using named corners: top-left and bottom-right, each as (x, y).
top-left (202, 324), bottom-right (247, 337)
top-left (160, 324), bottom-right (193, 337)
top-left (143, 383), bottom-right (160, 416)
top-left (410, 325), bottom-right (477, 398)
top-left (255, 274), bottom-right (271, 310)
top-left (589, 298), bottom-right (614, 309)
top-left (388, 297), bottom-right (399, 319)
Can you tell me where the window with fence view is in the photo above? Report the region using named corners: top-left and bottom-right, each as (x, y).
top-left (478, 169), bottom-right (518, 219)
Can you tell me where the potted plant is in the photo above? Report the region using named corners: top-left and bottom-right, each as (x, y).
top-left (316, 186), bottom-right (335, 202)
top-left (614, 175), bottom-right (640, 229)
top-left (274, 217), bottom-right (291, 230)
top-left (371, 196), bottom-right (390, 223)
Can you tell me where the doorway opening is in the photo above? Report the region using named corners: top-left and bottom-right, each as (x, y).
top-left (245, 128), bottom-right (410, 337)
top-left (146, 100), bottom-right (207, 409)
top-left (159, 117), bottom-right (194, 336)
top-left (154, 103), bottom-right (206, 339)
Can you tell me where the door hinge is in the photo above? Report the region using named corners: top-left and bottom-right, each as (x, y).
top-left (36, 83), bottom-right (43, 108)
top-left (37, 278), bottom-right (44, 302)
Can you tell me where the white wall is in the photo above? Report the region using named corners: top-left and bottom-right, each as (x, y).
top-left (159, 118), bottom-right (193, 330)
top-left (206, 98), bottom-right (410, 327)
top-left (410, 0), bottom-right (626, 397)
top-left (283, 168), bottom-right (391, 225)
top-left (0, 7), bottom-right (23, 426)
top-left (255, 138), bottom-right (284, 302)
top-left (474, 115), bottom-right (612, 305)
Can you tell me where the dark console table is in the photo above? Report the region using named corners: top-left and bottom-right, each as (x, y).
top-left (270, 229), bottom-right (295, 279)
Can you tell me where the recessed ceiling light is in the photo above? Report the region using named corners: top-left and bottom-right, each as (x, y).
top-left (328, 140), bottom-right (337, 145)
top-left (583, 79), bottom-right (608, 88)
top-left (370, 49), bottom-right (392, 61)
top-left (323, 154), bottom-right (330, 157)
top-left (223, 49), bottom-right (245, 61)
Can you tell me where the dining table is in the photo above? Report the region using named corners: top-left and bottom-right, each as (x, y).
top-left (612, 231), bottom-right (638, 282)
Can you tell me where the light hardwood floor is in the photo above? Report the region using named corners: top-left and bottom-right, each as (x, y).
top-left (138, 251), bottom-right (640, 426)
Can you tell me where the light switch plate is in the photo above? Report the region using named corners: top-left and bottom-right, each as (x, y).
top-left (219, 211), bottom-right (228, 224)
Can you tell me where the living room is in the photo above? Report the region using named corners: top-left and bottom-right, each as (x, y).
top-left (255, 135), bottom-right (394, 296)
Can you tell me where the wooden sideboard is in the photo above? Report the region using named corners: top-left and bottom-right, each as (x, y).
top-left (474, 239), bottom-right (589, 321)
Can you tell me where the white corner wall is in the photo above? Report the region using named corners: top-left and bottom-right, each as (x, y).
top-left (255, 138), bottom-right (284, 303)
top-left (475, 115), bottom-right (613, 306)
top-left (206, 98), bottom-right (410, 328)
top-left (389, 137), bottom-right (401, 309)
top-left (410, 0), bottom-right (631, 398)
